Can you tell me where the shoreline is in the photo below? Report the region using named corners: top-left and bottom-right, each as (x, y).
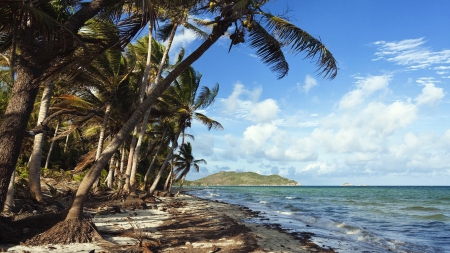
top-left (1, 193), bottom-right (335, 252)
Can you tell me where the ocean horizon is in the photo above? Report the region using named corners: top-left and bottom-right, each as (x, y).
top-left (187, 186), bottom-right (450, 253)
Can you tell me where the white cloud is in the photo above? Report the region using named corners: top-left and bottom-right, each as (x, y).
top-left (241, 123), bottom-right (278, 155)
top-left (299, 75), bottom-right (318, 93)
top-left (415, 83), bottom-right (445, 106)
top-left (373, 38), bottom-right (450, 70)
top-left (339, 75), bottom-right (390, 110)
top-left (170, 29), bottom-right (197, 53)
top-left (249, 99), bottom-right (279, 123)
top-left (223, 83), bottom-right (262, 116)
top-left (298, 162), bottom-right (336, 175)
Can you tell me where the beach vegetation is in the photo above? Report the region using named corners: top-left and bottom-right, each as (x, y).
top-left (0, 0), bottom-right (337, 245)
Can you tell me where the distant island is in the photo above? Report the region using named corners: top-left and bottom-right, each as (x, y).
top-left (183, 171), bottom-right (301, 186)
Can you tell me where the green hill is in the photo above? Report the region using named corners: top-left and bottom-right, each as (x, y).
top-left (185, 171), bottom-right (301, 186)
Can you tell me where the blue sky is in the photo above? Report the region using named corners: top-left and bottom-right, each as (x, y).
top-left (166, 1), bottom-right (450, 185)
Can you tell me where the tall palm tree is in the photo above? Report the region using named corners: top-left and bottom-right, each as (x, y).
top-left (148, 66), bottom-right (223, 195)
top-left (28, 80), bottom-right (55, 203)
top-left (65, 0), bottom-right (337, 227)
top-left (173, 142), bottom-right (205, 188)
top-left (0, 0), bottom-right (156, 208)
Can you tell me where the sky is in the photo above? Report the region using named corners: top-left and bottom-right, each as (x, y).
top-left (164, 0), bottom-right (450, 185)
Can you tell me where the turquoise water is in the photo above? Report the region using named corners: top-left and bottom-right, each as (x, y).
top-left (188, 186), bottom-right (450, 253)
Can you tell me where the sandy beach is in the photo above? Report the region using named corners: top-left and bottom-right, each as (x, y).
top-left (1, 193), bottom-right (335, 253)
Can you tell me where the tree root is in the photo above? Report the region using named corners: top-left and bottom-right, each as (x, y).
top-left (25, 218), bottom-right (102, 245)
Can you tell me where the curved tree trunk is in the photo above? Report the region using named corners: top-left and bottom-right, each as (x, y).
top-left (123, 132), bottom-right (137, 192)
top-left (106, 155), bottom-right (115, 189)
top-left (124, 22), bottom-right (154, 194)
top-left (2, 171), bottom-right (15, 212)
top-left (45, 121), bottom-right (59, 169)
top-left (29, 80), bottom-right (54, 203)
top-left (141, 128), bottom-right (167, 190)
top-left (65, 21), bottom-right (232, 220)
top-left (95, 103), bottom-right (112, 160)
top-left (148, 130), bottom-right (180, 195)
top-left (116, 145), bottom-right (126, 190)
top-left (163, 164), bottom-right (173, 191)
top-left (130, 23), bottom-right (178, 191)
top-left (0, 63), bottom-right (43, 209)
top-left (93, 103), bottom-right (112, 191)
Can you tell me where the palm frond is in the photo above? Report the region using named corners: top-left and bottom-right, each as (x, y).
top-left (262, 13), bottom-right (338, 79)
top-left (194, 112), bottom-right (223, 130)
top-left (194, 83), bottom-right (219, 110)
top-left (183, 21), bottom-right (209, 40)
top-left (73, 149), bottom-right (97, 173)
top-left (248, 21), bottom-right (289, 79)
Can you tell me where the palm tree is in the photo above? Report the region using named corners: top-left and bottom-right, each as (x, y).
top-left (148, 65), bottom-right (223, 195)
top-left (62, 0), bottom-right (337, 235)
top-left (28, 80), bottom-right (55, 203)
top-left (0, 0), bottom-right (156, 208)
top-left (173, 142), bottom-right (206, 188)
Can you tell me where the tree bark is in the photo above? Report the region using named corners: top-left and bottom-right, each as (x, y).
top-left (2, 171), bottom-right (15, 212)
top-left (106, 155), bottom-right (115, 189)
top-left (29, 80), bottom-right (54, 203)
top-left (123, 131), bottom-right (137, 193)
top-left (45, 121), bottom-right (59, 169)
top-left (0, 0), bottom-right (141, 207)
top-left (0, 62), bottom-right (43, 209)
top-left (130, 22), bottom-right (177, 191)
top-left (93, 103), bottom-right (112, 191)
top-left (164, 165), bottom-right (173, 191)
top-left (149, 130), bottom-right (181, 195)
top-left (65, 20), bottom-right (232, 220)
top-left (141, 128), bottom-right (167, 190)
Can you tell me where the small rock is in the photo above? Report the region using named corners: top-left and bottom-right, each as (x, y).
top-left (185, 241), bottom-right (191, 246)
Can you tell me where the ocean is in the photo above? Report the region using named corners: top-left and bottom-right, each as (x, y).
top-left (187, 186), bottom-right (450, 253)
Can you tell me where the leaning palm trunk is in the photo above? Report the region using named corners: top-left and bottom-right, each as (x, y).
top-left (116, 146), bottom-right (126, 190)
top-left (2, 171), bottom-right (15, 212)
top-left (66, 21), bottom-right (232, 220)
top-left (45, 122), bottom-right (59, 169)
top-left (95, 103), bottom-right (112, 160)
top-left (123, 132), bottom-right (137, 192)
top-left (29, 80), bottom-right (54, 203)
top-left (123, 22), bottom-right (154, 193)
top-left (106, 156), bottom-right (115, 189)
top-left (93, 103), bottom-right (112, 191)
top-left (142, 128), bottom-right (167, 190)
top-left (148, 130), bottom-right (181, 195)
top-left (0, 63), bottom-right (43, 208)
top-left (163, 165), bottom-right (173, 191)
top-left (130, 23), bottom-right (178, 191)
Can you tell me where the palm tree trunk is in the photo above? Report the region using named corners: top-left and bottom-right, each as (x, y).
top-left (123, 132), bottom-right (137, 192)
top-left (128, 22), bottom-right (157, 190)
top-left (141, 128), bottom-right (167, 190)
top-left (130, 23), bottom-right (177, 191)
top-left (93, 103), bottom-right (112, 191)
top-left (95, 103), bottom-right (112, 160)
top-left (29, 80), bottom-right (54, 203)
top-left (116, 145), bottom-right (125, 189)
top-left (0, 63), bottom-right (43, 209)
top-left (148, 130), bottom-right (181, 195)
top-left (106, 155), bottom-right (115, 189)
top-left (2, 171), bottom-right (15, 212)
top-left (164, 165), bottom-right (172, 191)
top-left (64, 132), bottom-right (70, 153)
top-left (45, 122), bottom-right (59, 169)
top-left (65, 20), bottom-right (232, 220)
